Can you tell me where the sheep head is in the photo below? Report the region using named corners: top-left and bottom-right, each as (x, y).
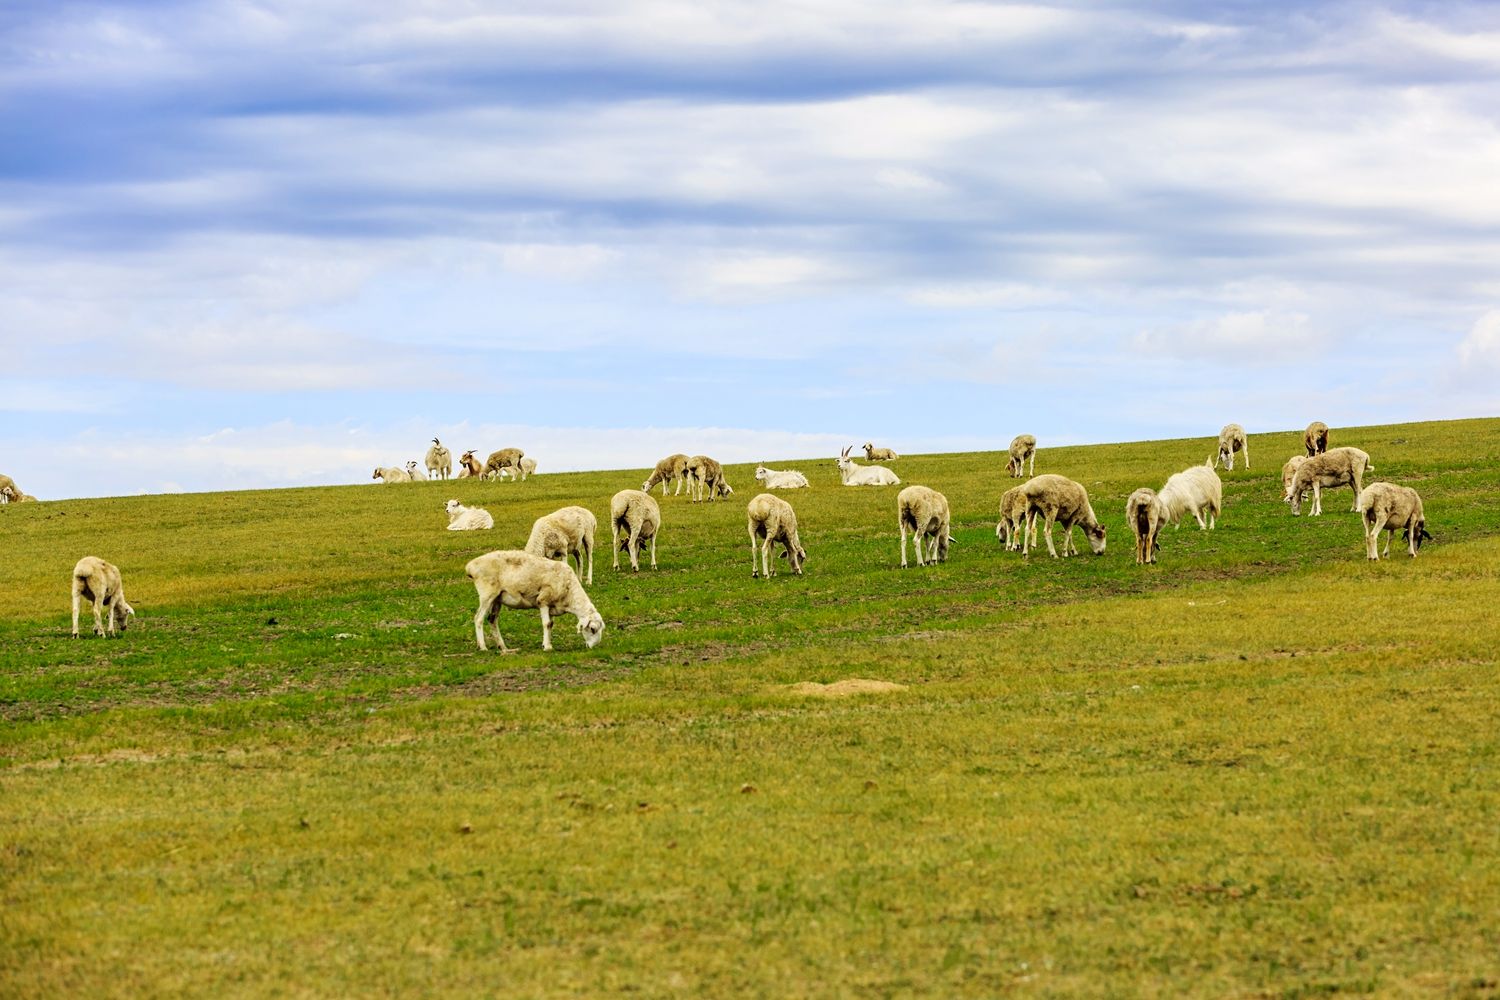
top-left (1085, 524), bottom-right (1108, 555)
top-left (113, 598), bottom-right (136, 632)
top-left (576, 609), bottom-right (605, 649)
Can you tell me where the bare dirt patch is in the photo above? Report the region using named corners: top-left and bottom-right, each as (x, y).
top-left (785, 679), bottom-right (908, 697)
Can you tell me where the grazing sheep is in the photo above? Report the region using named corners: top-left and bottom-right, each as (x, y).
top-left (610, 489), bottom-right (662, 572)
top-left (405, 461), bottom-right (429, 482)
top-left (1281, 455), bottom-right (1309, 506)
top-left (1304, 421), bottom-right (1330, 457)
top-left (746, 493), bottom-right (807, 578)
top-left (754, 465), bottom-right (810, 490)
top-left (995, 486), bottom-right (1034, 552)
top-left (525, 505), bottom-right (597, 585)
top-left (71, 556), bottom-right (135, 638)
top-left (643, 454), bottom-right (690, 496)
top-left (897, 485), bottom-right (951, 568)
top-left (836, 446), bottom-right (900, 487)
top-left (499, 456), bottom-right (539, 481)
top-left (444, 499), bottom-right (494, 532)
top-left (2, 485), bottom-right (37, 503)
top-left (1125, 488), bottom-right (1168, 565)
top-left (1356, 482), bottom-right (1431, 560)
top-left (456, 450), bottom-right (484, 479)
top-left (685, 455), bottom-right (733, 502)
top-left (1006, 435), bottom-right (1037, 478)
top-left (372, 466), bottom-right (411, 484)
top-left (465, 550), bottom-right (605, 652)
top-left (1159, 460), bottom-right (1223, 530)
top-left (1018, 475), bottom-right (1107, 559)
top-left (425, 438), bottom-right (453, 480)
top-left (1216, 423), bottom-right (1250, 471)
top-left (1286, 447), bottom-right (1373, 516)
top-left (484, 447), bottom-right (525, 480)
top-left (864, 442), bottom-right (899, 461)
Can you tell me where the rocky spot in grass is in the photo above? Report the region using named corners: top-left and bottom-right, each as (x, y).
top-left (785, 679), bottom-right (907, 697)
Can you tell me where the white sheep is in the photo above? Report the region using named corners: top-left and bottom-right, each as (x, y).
top-left (1125, 487), bottom-right (1168, 565)
top-left (995, 486), bottom-right (1034, 552)
top-left (2, 485), bottom-right (37, 503)
top-left (499, 456), bottom-right (539, 481)
top-left (525, 505), bottom-right (597, 585)
top-left (465, 550), bottom-right (604, 652)
top-left (685, 455), bottom-right (733, 502)
top-left (1281, 455), bottom-right (1309, 506)
top-left (863, 442), bottom-right (899, 461)
top-left (1018, 474), bottom-right (1107, 559)
top-left (372, 466), bottom-right (411, 483)
top-left (1006, 435), bottom-right (1036, 478)
top-left (1304, 421), bottom-right (1330, 457)
top-left (1216, 423), bottom-right (1249, 471)
top-left (444, 499), bottom-right (494, 531)
top-left (897, 485), bottom-right (951, 567)
top-left (425, 438), bottom-right (453, 480)
top-left (836, 446), bottom-right (900, 487)
top-left (1356, 482), bottom-right (1431, 560)
top-left (643, 454), bottom-right (690, 496)
top-left (0, 473), bottom-right (16, 503)
top-left (610, 489), bottom-right (662, 571)
top-left (754, 465), bottom-right (810, 489)
top-left (1159, 459), bottom-right (1223, 530)
top-left (71, 556), bottom-right (135, 638)
top-left (405, 461), bottom-right (429, 482)
top-left (456, 450), bottom-right (484, 479)
top-left (484, 447), bottom-right (525, 480)
top-left (746, 493), bottom-right (807, 578)
top-left (1285, 447), bottom-right (1373, 516)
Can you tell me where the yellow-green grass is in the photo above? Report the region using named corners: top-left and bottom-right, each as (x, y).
top-left (2, 418), bottom-right (1498, 996)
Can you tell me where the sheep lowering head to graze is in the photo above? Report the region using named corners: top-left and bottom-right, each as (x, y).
top-left (1281, 455), bottom-right (1309, 506)
top-left (71, 556), bottom-right (134, 638)
top-left (1286, 446), bottom-right (1372, 516)
top-left (444, 499), bottom-right (494, 532)
top-left (685, 455), bottom-right (733, 502)
top-left (372, 466), bottom-right (411, 483)
top-left (456, 450), bottom-right (484, 479)
top-left (425, 438), bottom-right (453, 480)
top-left (1356, 482), bottom-right (1431, 560)
top-left (1006, 435), bottom-right (1037, 478)
top-left (610, 489), bottom-right (662, 572)
top-left (1159, 460), bottom-right (1223, 530)
top-left (863, 442), bottom-right (899, 461)
top-left (405, 461), bottom-right (429, 482)
top-left (525, 505), bottom-right (597, 585)
top-left (643, 454), bottom-right (690, 496)
top-left (747, 493), bottom-right (807, 578)
top-left (898, 485), bottom-right (951, 568)
top-left (1216, 423), bottom-right (1249, 471)
top-left (836, 446), bottom-right (900, 487)
top-left (754, 465), bottom-right (810, 490)
top-left (465, 550), bottom-right (604, 652)
top-left (995, 486), bottom-right (1033, 552)
top-left (1304, 421), bottom-right (1330, 457)
top-left (484, 447), bottom-right (525, 481)
top-left (1018, 475), bottom-right (1106, 559)
top-left (1125, 488), bottom-right (1168, 565)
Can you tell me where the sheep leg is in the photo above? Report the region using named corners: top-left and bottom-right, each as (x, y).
top-left (1383, 529), bottom-right (1393, 559)
top-left (900, 521), bottom-right (910, 568)
top-left (473, 593), bottom-right (497, 651)
top-left (584, 536), bottom-right (594, 586)
top-left (629, 527), bottom-right (641, 571)
top-left (71, 587), bottom-right (82, 638)
top-left (92, 597), bottom-right (106, 637)
top-left (649, 533), bottom-right (657, 570)
top-left (751, 528), bottom-right (761, 577)
top-left (1044, 514), bottom-right (1060, 559)
top-left (540, 605), bottom-right (553, 651)
top-left (1311, 483), bottom-right (1322, 517)
top-left (612, 531), bottom-right (622, 570)
top-left (763, 537), bottom-right (775, 578)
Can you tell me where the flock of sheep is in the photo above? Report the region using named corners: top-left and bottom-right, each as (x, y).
top-left (41, 427), bottom-right (1432, 652)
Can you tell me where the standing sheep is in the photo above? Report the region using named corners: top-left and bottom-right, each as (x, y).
top-left (1159, 460), bottom-right (1223, 530)
top-left (525, 505), bottom-right (597, 585)
top-left (465, 550), bottom-right (605, 652)
top-left (1018, 475), bottom-right (1107, 559)
top-left (746, 493), bottom-right (807, 578)
top-left (685, 455), bottom-right (733, 502)
top-left (995, 486), bottom-right (1033, 552)
top-left (897, 485), bottom-right (951, 568)
top-left (499, 456), bottom-right (539, 481)
top-left (425, 438), bottom-right (453, 480)
top-left (456, 450), bottom-right (484, 479)
top-left (643, 454), bottom-right (690, 496)
top-left (1125, 488), bottom-right (1168, 565)
top-left (1006, 435), bottom-right (1036, 478)
top-left (1285, 447), bottom-right (1373, 516)
top-left (405, 461), bottom-right (429, 482)
top-left (863, 443), bottom-right (899, 461)
top-left (1304, 421), bottom-right (1330, 457)
top-left (372, 466), bottom-right (411, 483)
top-left (71, 556), bottom-right (135, 638)
top-left (1356, 483), bottom-right (1431, 560)
top-left (444, 499), bottom-right (494, 531)
top-left (611, 489), bottom-right (662, 572)
top-left (484, 447), bottom-right (525, 480)
top-left (1216, 424), bottom-right (1250, 471)
top-left (1281, 455), bottom-right (1309, 505)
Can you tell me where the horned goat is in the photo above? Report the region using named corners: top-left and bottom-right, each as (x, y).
top-left (372, 466), bottom-right (411, 484)
top-left (1, 485), bottom-right (37, 503)
top-left (71, 556), bottom-right (134, 638)
top-left (0, 474), bottom-right (17, 503)
top-left (746, 493), bottom-right (807, 578)
top-left (1304, 421), bottom-right (1330, 457)
top-left (685, 455), bottom-right (733, 502)
top-left (1018, 475), bottom-right (1107, 559)
top-left (1286, 447), bottom-right (1372, 516)
top-left (465, 550), bottom-right (604, 652)
top-left (1006, 434), bottom-right (1037, 478)
top-left (456, 450), bottom-right (484, 479)
top-left (1125, 487), bottom-right (1168, 565)
top-left (444, 499), bottom-right (494, 532)
top-left (610, 489), bottom-right (661, 572)
top-left (1216, 423), bottom-right (1249, 471)
top-left (405, 461), bottom-right (429, 482)
top-left (525, 505), bottom-right (597, 585)
top-left (425, 438), bottom-right (453, 480)
top-left (897, 485), bottom-right (951, 568)
top-left (863, 442), bottom-right (899, 461)
top-left (1356, 483), bottom-right (1431, 560)
top-left (643, 454), bottom-right (690, 496)
top-left (836, 446), bottom-right (899, 487)
top-left (1159, 460), bottom-right (1223, 530)
top-left (484, 447), bottom-right (525, 480)
top-left (754, 465), bottom-right (810, 489)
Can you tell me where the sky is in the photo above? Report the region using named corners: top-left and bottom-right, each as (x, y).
top-left (2, 0), bottom-right (1499, 499)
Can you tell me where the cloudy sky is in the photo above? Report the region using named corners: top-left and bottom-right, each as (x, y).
top-left (3, 0), bottom-right (1498, 498)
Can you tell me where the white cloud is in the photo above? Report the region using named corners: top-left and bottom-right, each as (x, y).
top-left (1133, 311), bottom-right (1314, 364)
top-left (1456, 310), bottom-right (1500, 371)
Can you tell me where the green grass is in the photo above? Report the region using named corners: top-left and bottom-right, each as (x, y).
top-left (3, 418), bottom-right (1499, 997)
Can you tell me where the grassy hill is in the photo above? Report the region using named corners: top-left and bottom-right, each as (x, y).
top-left (3, 418), bottom-right (1499, 996)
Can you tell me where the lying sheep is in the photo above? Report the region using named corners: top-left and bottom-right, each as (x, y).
top-left (444, 499), bottom-right (494, 531)
top-left (0, 474), bottom-right (17, 503)
top-left (747, 493), bottom-right (807, 578)
top-left (485, 447), bottom-right (525, 480)
top-left (611, 489), bottom-right (662, 571)
top-left (1356, 482), bottom-right (1431, 560)
top-left (897, 485), bottom-right (951, 568)
top-left (754, 465), bottom-right (810, 490)
top-left (1286, 446), bottom-right (1372, 516)
top-left (1281, 455), bottom-right (1309, 506)
top-left (425, 438), bottom-right (453, 480)
top-left (1006, 435), bottom-right (1036, 478)
top-left (405, 461), bottom-right (429, 482)
top-left (686, 455), bottom-right (733, 502)
top-left (643, 454), bottom-right (690, 496)
top-left (1, 485), bottom-right (37, 503)
top-left (71, 556), bottom-right (135, 638)
top-left (836, 446), bottom-right (900, 486)
top-left (1216, 423), bottom-right (1249, 471)
top-left (526, 505), bottom-right (597, 585)
top-left (1159, 460), bottom-right (1223, 530)
top-left (499, 456), bottom-right (539, 481)
top-left (1125, 488), bottom-right (1168, 565)
top-left (864, 442), bottom-right (899, 461)
top-left (1018, 475), bottom-right (1107, 559)
top-left (372, 466), bottom-right (411, 483)
top-left (995, 486), bottom-right (1033, 552)
top-left (465, 550), bottom-right (604, 652)
top-left (1304, 421), bottom-right (1330, 457)
top-left (456, 450), bottom-right (484, 479)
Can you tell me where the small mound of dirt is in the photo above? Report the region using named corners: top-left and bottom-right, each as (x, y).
top-left (785, 679), bottom-right (907, 697)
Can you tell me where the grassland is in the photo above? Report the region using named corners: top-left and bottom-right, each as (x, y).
top-left (3, 418), bottom-right (1499, 997)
